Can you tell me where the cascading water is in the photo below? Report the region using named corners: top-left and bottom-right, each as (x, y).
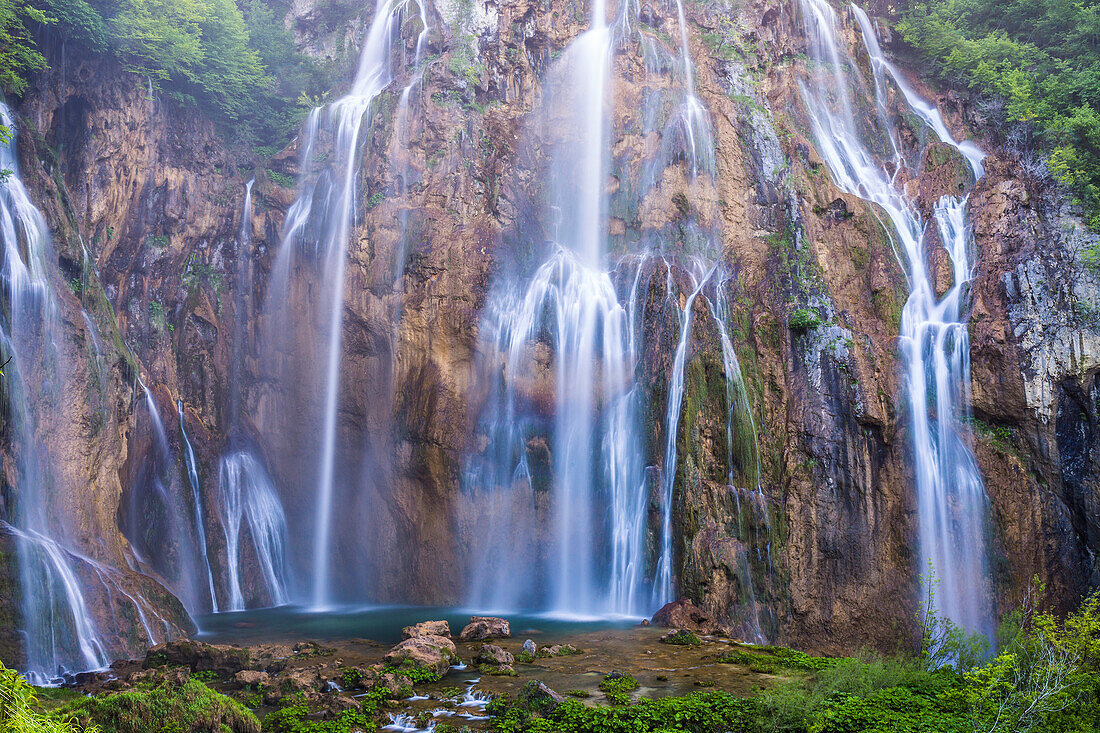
top-left (464, 0), bottom-right (765, 621)
top-left (219, 452), bottom-right (290, 611)
top-left (0, 103), bottom-right (109, 680)
top-left (178, 400), bottom-right (219, 613)
top-left (257, 0), bottom-right (427, 609)
top-left (219, 180), bottom-right (291, 612)
top-left (798, 0), bottom-right (991, 636)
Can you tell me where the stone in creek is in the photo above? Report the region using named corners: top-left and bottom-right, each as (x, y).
top-left (459, 615), bottom-right (511, 641)
top-left (522, 639), bottom-right (537, 657)
top-left (144, 640), bottom-right (253, 675)
top-left (384, 634), bottom-right (459, 676)
top-left (475, 644), bottom-right (514, 667)
top-left (378, 672), bottom-right (414, 695)
top-left (402, 620), bottom-right (451, 639)
top-left (233, 670), bottom-right (270, 688)
top-left (536, 643), bottom-right (580, 657)
top-left (518, 680), bottom-right (565, 713)
top-left (650, 598), bottom-right (714, 632)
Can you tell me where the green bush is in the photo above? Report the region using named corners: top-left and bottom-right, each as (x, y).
top-left (33, 0), bottom-right (323, 150)
top-left (788, 308), bottom-right (822, 331)
top-left (898, 0), bottom-right (1100, 229)
top-left (491, 692), bottom-right (755, 733)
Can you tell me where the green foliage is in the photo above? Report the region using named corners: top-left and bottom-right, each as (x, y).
top-left (59, 678), bottom-right (259, 733)
top-left (267, 170), bottom-right (295, 188)
top-left (918, 565), bottom-right (992, 673)
top-left (337, 668), bottom-right (362, 690)
top-left (33, 0), bottom-right (321, 150)
top-left (598, 673), bottom-right (639, 705)
top-left (1, 660), bottom-right (99, 733)
top-left (898, 0), bottom-right (1100, 228)
top-left (660, 629), bottom-right (703, 647)
top-left (262, 700), bottom-right (374, 733)
top-left (490, 691), bottom-right (755, 733)
top-left (958, 587), bottom-right (1100, 733)
top-left (382, 663), bottom-right (442, 685)
top-left (788, 308), bottom-right (822, 331)
top-left (0, 0), bottom-right (48, 97)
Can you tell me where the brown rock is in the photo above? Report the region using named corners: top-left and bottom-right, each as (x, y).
top-left (518, 680), bottom-right (565, 713)
top-left (475, 644), bottom-right (514, 667)
top-left (145, 640), bottom-right (252, 675)
top-left (401, 620), bottom-right (451, 639)
top-left (383, 635), bottom-right (459, 676)
top-left (650, 599), bottom-right (714, 631)
top-left (459, 616), bottom-right (511, 641)
top-left (234, 670), bottom-right (270, 688)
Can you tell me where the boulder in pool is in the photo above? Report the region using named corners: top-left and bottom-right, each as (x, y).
top-left (402, 620), bottom-right (451, 639)
top-left (459, 616), bottom-right (511, 641)
top-left (651, 598), bottom-right (714, 631)
top-left (518, 680), bottom-right (565, 713)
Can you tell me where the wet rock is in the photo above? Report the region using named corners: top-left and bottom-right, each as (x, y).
top-left (475, 643), bottom-right (514, 667)
top-left (234, 670), bottom-right (270, 688)
top-left (383, 634), bottom-right (459, 676)
top-left (378, 672), bottom-right (414, 695)
top-left (518, 680), bottom-right (565, 713)
top-left (459, 616), bottom-right (511, 641)
top-left (535, 644), bottom-right (580, 658)
top-left (275, 667), bottom-right (323, 694)
top-left (144, 640), bottom-right (252, 675)
top-left (659, 629), bottom-right (703, 646)
top-left (522, 639), bottom-right (536, 657)
top-left (402, 620), bottom-right (451, 639)
top-left (651, 599), bottom-right (714, 631)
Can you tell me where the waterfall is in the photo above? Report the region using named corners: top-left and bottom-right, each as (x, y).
top-left (653, 261), bottom-right (714, 606)
top-left (798, 0), bottom-right (991, 637)
top-left (0, 103), bottom-right (111, 680)
top-left (178, 400), bottom-right (219, 613)
top-left (219, 451), bottom-right (291, 610)
top-left (257, 0), bottom-right (426, 609)
top-left (217, 179), bottom-right (292, 612)
top-left (464, 0), bottom-right (764, 620)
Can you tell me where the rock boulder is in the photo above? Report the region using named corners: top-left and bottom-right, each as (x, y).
top-left (459, 616), bottom-right (511, 641)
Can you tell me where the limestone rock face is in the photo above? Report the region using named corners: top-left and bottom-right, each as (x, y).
top-left (2, 0), bottom-right (1097, 668)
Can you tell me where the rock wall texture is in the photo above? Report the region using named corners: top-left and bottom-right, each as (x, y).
top-left (1, 0), bottom-right (1097, 664)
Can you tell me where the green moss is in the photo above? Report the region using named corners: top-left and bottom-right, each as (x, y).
top-left (660, 629), bottom-right (703, 647)
top-left (60, 679), bottom-right (260, 733)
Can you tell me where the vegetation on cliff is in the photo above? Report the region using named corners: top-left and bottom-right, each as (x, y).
top-left (29, 0), bottom-right (323, 148)
top-left (897, 0), bottom-right (1100, 229)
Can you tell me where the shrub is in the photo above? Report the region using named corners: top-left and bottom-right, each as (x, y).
top-left (788, 308), bottom-right (822, 331)
top-left (0, 661), bottom-right (97, 733)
